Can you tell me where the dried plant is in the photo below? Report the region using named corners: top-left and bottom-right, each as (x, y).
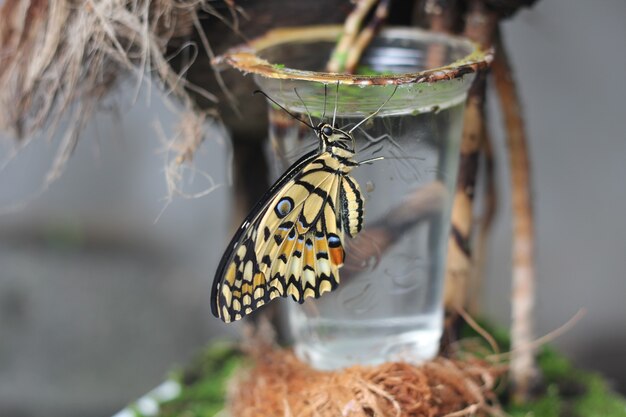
top-left (229, 348), bottom-right (506, 417)
top-left (0, 0), bottom-right (237, 207)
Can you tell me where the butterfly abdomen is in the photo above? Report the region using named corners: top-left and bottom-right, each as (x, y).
top-left (340, 175), bottom-right (364, 238)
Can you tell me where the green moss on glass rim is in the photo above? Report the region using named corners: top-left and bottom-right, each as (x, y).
top-left (215, 25), bottom-right (493, 87)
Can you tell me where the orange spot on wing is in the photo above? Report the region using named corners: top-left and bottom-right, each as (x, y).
top-left (279, 235), bottom-right (297, 259)
top-left (314, 238), bottom-right (324, 253)
top-left (329, 246), bottom-right (344, 267)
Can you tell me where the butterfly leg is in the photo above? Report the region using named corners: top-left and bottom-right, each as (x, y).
top-left (357, 156), bottom-right (385, 165)
top-left (357, 131), bottom-right (403, 155)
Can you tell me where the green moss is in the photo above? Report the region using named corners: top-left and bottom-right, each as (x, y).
top-left (507, 385), bottom-right (562, 417)
top-left (458, 322), bottom-right (626, 416)
top-left (457, 318), bottom-right (510, 351)
top-left (504, 346), bottom-right (626, 417)
top-left (537, 347), bottom-right (574, 381)
top-left (575, 375), bottom-right (626, 417)
top-left (354, 65), bottom-right (394, 76)
top-left (158, 342), bottom-right (244, 417)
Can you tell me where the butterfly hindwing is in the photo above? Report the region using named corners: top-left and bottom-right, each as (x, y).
top-left (212, 153), bottom-right (349, 322)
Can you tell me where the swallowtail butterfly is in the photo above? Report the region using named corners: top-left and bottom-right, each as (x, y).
top-left (211, 86), bottom-right (396, 322)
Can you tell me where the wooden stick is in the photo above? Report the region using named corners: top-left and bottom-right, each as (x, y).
top-left (442, 0), bottom-right (497, 313)
top-left (444, 79), bottom-right (484, 311)
top-left (492, 27), bottom-right (537, 403)
top-left (421, 0), bottom-right (461, 33)
top-left (326, 0), bottom-right (379, 73)
top-left (461, 0), bottom-right (499, 317)
top-left (344, 0), bottom-right (391, 73)
top-left (468, 125), bottom-right (497, 316)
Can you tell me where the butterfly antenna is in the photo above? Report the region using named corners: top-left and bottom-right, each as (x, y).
top-left (293, 88), bottom-right (315, 127)
top-left (253, 90), bottom-right (315, 129)
top-left (332, 81), bottom-right (340, 128)
top-left (321, 84), bottom-right (328, 121)
top-left (349, 85), bottom-right (399, 134)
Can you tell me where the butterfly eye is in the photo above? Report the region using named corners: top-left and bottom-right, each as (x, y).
top-left (322, 126), bottom-right (333, 137)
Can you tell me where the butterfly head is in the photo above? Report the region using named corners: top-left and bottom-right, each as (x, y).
top-left (316, 123), bottom-right (355, 153)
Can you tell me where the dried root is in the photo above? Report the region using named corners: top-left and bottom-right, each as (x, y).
top-left (229, 348), bottom-right (505, 417)
top-left (0, 1), bottom-right (238, 208)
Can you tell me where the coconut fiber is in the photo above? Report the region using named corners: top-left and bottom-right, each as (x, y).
top-left (229, 348), bottom-right (505, 417)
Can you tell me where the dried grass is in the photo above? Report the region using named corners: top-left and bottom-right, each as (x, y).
top-left (227, 309), bottom-right (585, 417)
top-left (0, 0), bottom-right (236, 207)
top-left (229, 348), bottom-right (507, 417)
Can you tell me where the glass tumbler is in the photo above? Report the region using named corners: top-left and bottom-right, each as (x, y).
top-left (220, 26), bottom-right (491, 369)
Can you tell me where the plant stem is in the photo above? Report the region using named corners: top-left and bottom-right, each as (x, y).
top-left (344, 0), bottom-right (391, 73)
top-left (326, 0), bottom-right (379, 73)
top-left (492, 27), bottom-right (537, 403)
top-left (439, 0), bottom-right (497, 314)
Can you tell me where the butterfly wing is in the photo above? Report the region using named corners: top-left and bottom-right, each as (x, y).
top-left (211, 152), bottom-right (347, 323)
top-left (261, 165), bottom-right (344, 304)
top-left (211, 150), bottom-right (318, 322)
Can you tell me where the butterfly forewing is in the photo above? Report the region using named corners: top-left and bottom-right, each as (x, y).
top-left (212, 152), bottom-right (351, 323)
top-left (211, 150), bottom-right (317, 322)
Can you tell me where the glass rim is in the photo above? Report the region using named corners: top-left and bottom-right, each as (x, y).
top-left (217, 25), bottom-right (493, 86)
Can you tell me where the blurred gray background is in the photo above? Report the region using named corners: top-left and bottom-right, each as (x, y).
top-left (1, 1), bottom-right (625, 416)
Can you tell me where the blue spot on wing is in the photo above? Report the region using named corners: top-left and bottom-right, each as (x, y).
top-left (328, 234), bottom-right (341, 248)
top-left (274, 197), bottom-right (294, 218)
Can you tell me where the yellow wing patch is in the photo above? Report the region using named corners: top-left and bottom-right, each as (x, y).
top-left (212, 153), bottom-right (356, 323)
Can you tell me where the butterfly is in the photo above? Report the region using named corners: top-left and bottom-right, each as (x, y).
top-left (211, 86), bottom-right (396, 323)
